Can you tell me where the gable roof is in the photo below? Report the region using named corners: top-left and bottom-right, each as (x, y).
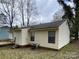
top-left (30, 20), bottom-right (65, 30)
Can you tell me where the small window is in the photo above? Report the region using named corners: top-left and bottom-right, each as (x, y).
top-left (31, 32), bottom-right (35, 41)
top-left (48, 31), bottom-right (55, 43)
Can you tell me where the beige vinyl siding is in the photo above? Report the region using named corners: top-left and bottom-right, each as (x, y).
top-left (32, 30), bottom-right (59, 49)
top-left (14, 28), bottom-right (30, 46)
top-left (58, 21), bottom-right (70, 49)
top-left (15, 31), bottom-right (22, 45)
top-left (21, 28), bottom-right (29, 45)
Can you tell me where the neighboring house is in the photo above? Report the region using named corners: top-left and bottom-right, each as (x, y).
top-left (0, 26), bottom-right (12, 40)
top-left (14, 20), bottom-right (70, 50)
top-left (0, 13), bottom-right (12, 40)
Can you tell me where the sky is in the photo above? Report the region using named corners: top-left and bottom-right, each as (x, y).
top-left (15, 0), bottom-right (62, 26)
top-left (33, 0), bottom-right (62, 23)
top-left (0, 0), bottom-right (62, 26)
top-left (35, 0), bottom-right (75, 24)
top-left (0, 0), bottom-right (74, 26)
top-left (14, 0), bottom-right (75, 26)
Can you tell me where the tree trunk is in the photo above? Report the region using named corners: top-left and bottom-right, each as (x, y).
top-left (10, 22), bottom-right (13, 29)
top-left (21, 0), bottom-right (25, 26)
top-left (27, 18), bottom-right (29, 27)
top-left (75, 27), bottom-right (78, 40)
top-left (22, 9), bottom-right (25, 26)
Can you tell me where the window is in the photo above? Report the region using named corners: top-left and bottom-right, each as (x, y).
top-left (31, 32), bottom-right (35, 41)
top-left (48, 31), bottom-right (55, 43)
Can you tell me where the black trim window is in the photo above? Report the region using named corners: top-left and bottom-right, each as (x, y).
top-left (31, 32), bottom-right (35, 41)
top-left (48, 31), bottom-right (55, 43)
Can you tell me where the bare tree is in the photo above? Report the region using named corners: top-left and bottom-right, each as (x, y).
top-left (0, 13), bottom-right (6, 24)
top-left (0, 0), bottom-right (16, 40)
top-left (27, 0), bottom-right (39, 26)
top-left (17, 0), bottom-right (25, 26)
top-left (17, 0), bottom-right (39, 27)
top-left (0, 0), bottom-right (15, 28)
top-left (53, 9), bottom-right (64, 22)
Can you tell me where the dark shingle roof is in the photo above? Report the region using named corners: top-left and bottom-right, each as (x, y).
top-left (30, 20), bottom-right (65, 29)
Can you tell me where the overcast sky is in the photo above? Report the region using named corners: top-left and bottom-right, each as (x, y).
top-left (0, 0), bottom-right (74, 26)
top-left (14, 0), bottom-right (75, 26)
top-left (34, 0), bottom-right (62, 23)
top-left (16, 0), bottom-right (62, 25)
top-left (0, 0), bottom-right (63, 26)
top-left (35, 0), bottom-right (75, 24)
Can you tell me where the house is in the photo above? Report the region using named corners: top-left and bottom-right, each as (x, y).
top-left (0, 26), bottom-right (12, 40)
top-left (0, 13), bottom-right (13, 41)
top-left (14, 20), bottom-right (70, 50)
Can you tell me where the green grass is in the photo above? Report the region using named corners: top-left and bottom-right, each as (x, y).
top-left (0, 42), bottom-right (79, 59)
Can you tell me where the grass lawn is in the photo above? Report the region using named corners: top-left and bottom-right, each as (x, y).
top-left (0, 40), bottom-right (79, 59)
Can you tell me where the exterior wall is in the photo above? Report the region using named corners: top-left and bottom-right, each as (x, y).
top-left (15, 31), bottom-right (22, 45)
top-left (15, 28), bottom-right (30, 45)
top-left (58, 21), bottom-right (70, 49)
top-left (9, 32), bottom-right (13, 39)
top-left (30, 30), bottom-right (59, 49)
top-left (0, 27), bottom-right (12, 40)
top-left (21, 28), bottom-right (30, 45)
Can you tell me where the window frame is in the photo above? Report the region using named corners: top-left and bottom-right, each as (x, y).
top-left (48, 31), bottom-right (55, 43)
top-left (30, 32), bottom-right (35, 41)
